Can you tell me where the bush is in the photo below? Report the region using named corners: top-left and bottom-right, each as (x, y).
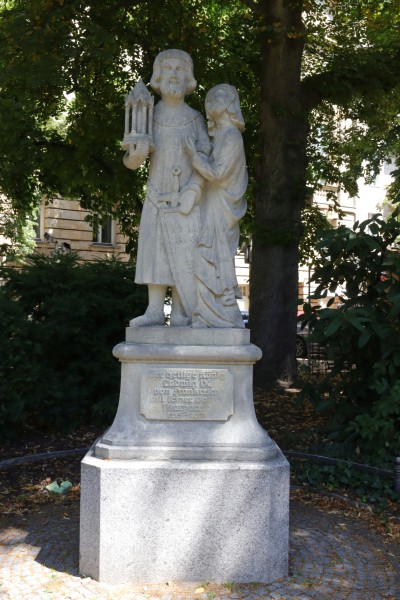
top-left (300, 212), bottom-right (400, 460)
top-left (0, 253), bottom-right (148, 438)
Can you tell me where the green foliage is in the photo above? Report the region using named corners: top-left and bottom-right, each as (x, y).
top-left (1, 0), bottom-right (399, 251)
top-left (0, 253), bottom-right (148, 438)
top-left (299, 202), bottom-right (332, 266)
top-left (303, 0), bottom-right (400, 199)
top-left (0, 205), bottom-right (39, 260)
top-left (300, 212), bottom-right (400, 460)
top-left (1, 0), bottom-right (400, 385)
top-left (0, 0), bottom-right (260, 248)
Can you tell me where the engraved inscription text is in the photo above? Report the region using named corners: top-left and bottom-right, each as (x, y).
top-left (140, 368), bottom-right (233, 421)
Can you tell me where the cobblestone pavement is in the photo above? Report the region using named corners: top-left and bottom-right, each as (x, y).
top-left (0, 499), bottom-right (398, 600)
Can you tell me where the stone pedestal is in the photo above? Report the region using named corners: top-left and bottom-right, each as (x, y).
top-left (80, 452), bottom-right (289, 584)
top-left (80, 327), bottom-right (289, 584)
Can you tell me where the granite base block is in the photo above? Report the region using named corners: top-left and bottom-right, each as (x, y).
top-left (79, 449), bottom-right (289, 584)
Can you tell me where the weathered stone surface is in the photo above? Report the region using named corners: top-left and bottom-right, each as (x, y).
top-left (123, 53), bottom-right (248, 329)
top-left (139, 367), bottom-right (234, 421)
top-left (80, 325), bottom-right (289, 583)
top-left (190, 84), bottom-right (247, 329)
top-left (93, 328), bottom-right (275, 461)
top-left (123, 50), bottom-right (209, 326)
top-left (80, 450), bottom-right (290, 585)
top-left (125, 326), bottom-right (250, 345)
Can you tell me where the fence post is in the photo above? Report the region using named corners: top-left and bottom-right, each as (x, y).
top-left (394, 457), bottom-right (400, 494)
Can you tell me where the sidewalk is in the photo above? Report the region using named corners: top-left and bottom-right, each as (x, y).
top-left (0, 497), bottom-right (398, 600)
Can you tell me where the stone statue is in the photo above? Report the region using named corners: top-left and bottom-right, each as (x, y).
top-left (82, 70), bottom-right (288, 587)
top-left (122, 49), bottom-right (210, 327)
top-left (187, 84), bottom-right (247, 328)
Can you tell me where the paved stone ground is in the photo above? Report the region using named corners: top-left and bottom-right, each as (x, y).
top-left (0, 499), bottom-right (398, 600)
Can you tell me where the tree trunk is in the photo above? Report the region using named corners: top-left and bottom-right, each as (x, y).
top-left (250, 1), bottom-right (307, 387)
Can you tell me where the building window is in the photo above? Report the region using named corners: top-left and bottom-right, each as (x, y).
top-left (370, 174), bottom-right (380, 188)
top-left (298, 282), bottom-right (305, 304)
top-left (34, 212), bottom-right (41, 240)
top-left (33, 204), bottom-right (44, 240)
top-left (239, 284), bottom-right (248, 298)
top-left (93, 216), bottom-right (114, 245)
top-left (384, 159), bottom-right (395, 176)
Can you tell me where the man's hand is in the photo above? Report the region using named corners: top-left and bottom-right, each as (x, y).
top-left (178, 190), bottom-right (197, 215)
top-left (122, 137), bottom-right (151, 170)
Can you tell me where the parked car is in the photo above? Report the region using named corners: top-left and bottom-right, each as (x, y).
top-left (296, 320), bottom-right (326, 359)
top-left (239, 312), bottom-right (323, 358)
top-left (296, 321), bottom-right (309, 358)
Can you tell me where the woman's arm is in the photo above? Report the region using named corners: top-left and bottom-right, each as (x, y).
top-left (193, 129), bottom-right (243, 183)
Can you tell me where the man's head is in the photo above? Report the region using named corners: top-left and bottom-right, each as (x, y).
top-left (150, 49), bottom-right (197, 98)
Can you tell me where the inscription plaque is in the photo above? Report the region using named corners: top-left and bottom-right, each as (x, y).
top-left (140, 368), bottom-right (233, 421)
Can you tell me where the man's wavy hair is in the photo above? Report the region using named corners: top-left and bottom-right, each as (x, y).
top-left (206, 84), bottom-right (245, 135)
top-left (150, 49), bottom-right (197, 95)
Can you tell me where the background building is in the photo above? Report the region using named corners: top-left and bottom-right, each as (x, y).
top-left (33, 197), bottom-right (128, 262)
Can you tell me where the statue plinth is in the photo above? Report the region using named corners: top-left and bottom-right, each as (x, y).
top-left (79, 327), bottom-right (289, 584)
top-left (94, 327), bottom-right (276, 461)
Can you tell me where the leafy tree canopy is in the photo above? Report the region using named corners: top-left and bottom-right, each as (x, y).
top-left (0, 0), bottom-right (261, 252)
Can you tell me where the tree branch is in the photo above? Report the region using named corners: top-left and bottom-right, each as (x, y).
top-left (240, 0), bottom-right (265, 16)
top-left (97, 0), bottom-right (148, 18)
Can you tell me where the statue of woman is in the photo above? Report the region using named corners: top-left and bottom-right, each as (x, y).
top-left (187, 84), bottom-right (248, 328)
